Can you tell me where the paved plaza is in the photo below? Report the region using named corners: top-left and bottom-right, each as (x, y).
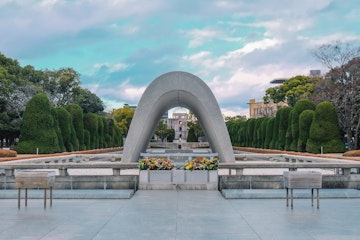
top-left (0, 189), bottom-right (360, 239)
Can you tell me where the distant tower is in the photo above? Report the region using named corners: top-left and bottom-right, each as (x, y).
top-left (309, 70), bottom-right (321, 77)
top-left (167, 107), bottom-right (189, 141)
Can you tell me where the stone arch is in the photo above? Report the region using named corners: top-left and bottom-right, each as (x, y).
top-left (122, 71), bottom-right (235, 163)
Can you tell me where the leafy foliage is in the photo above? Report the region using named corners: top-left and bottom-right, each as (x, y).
top-left (15, 94), bottom-right (61, 154)
top-left (112, 105), bottom-right (135, 137)
top-left (154, 120), bottom-right (174, 142)
top-left (307, 102), bottom-right (345, 153)
top-left (298, 110), bottom-right (314, 152)
top-left (264, 75), bottom-right (318, 107)
top-left (312, 41), bottom-right (360, 150)
top-left (290, 99), bottom-right (315, 151)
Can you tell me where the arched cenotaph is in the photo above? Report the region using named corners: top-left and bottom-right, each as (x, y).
top-left (122, 71), bottom-right (235, 163)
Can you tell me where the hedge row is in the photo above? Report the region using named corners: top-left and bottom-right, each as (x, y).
top-left (15, 93), bottom-right (122, 154)
top-left (0, 149), bottom-right (17, 158)
top-left (228, 100), bottom-right (345, 154)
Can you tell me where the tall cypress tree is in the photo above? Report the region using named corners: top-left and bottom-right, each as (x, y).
top-left (65, 104), bottom-right (84, 150)
top-left (307, 101), bottom-right (345, 153)
top-left (15, 93), bottom-right (60, 154)
top-left (290, 99), bottom-right (315, 151)
top-left (298, 110), bottom-right (314, 152)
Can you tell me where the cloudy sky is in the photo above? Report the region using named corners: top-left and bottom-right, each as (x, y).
top-left (1, 0), bottom-right (359, 117)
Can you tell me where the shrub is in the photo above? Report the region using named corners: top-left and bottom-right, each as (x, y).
top-left (0, 149), bottom-right (17, 157)
top-left (65, 104), bottom-right (84, 150)
top-left (270, 111), bottom-right (281, 149)
top-left (290, 99), bottom-right (315, 151)
top-left (247, 119), bottom-right (256, 147)
top-left (83, 129), bottom-right (90, 150)
top-left (343, 150), bottom-right (360, 157)
top-left (298, 110), bottom-right (314, 152)
top-left (264, 117), bottom-right (275, 149)
top-left (97, 116), bottom-right (104, 148)
top-left (15, 93), bottom-right (60, 154)
top-left (306, 101), bottom-right (345, 153)
top-left (55, 107), bottom-right (73, 152)
top-left (285, 110), bottom-right (294, 151)
top-left (277, 107), bottom-right (292, 150)
top-left (51, 108), bottom-right (66, 152)
top-left (84, 113), bottom-right (98, 149)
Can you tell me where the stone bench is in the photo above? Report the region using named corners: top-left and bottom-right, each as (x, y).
top-left (283, 171), bottom-right (322, 209)
top-left (15, 171), bottom-right (56, 209)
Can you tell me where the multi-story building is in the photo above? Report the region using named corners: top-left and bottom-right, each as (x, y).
top-left (248, 99), bottom-right (288, 118)
top-left (167, 110), bottom-right (188, 142)
top-left (248, 78), bottom-right (288, 118)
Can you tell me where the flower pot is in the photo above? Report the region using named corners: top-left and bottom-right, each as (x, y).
top-left (172, 169), bottom-right (185, 183)
top-left (149, 170), bottom-right (172, 182)
top-left (139, 170), bottom-right (149, 183)
top-left (186, 170), bottom-right (208, 182)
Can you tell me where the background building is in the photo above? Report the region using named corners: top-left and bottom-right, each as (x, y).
top-left (167, 108), bottom-right (188, 141)
top-left (248, 99), bottom-right (288, 118)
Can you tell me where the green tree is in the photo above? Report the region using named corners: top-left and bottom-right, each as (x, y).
top-left (246, 118), bottom-right (256, 147)
top-left (313, 41), bottom-right (360, 150)
top-left (277, 107), bottom-right (292, 150)
top-left (55, 107), bottom-right (73, 152)
top-left (112, 105), bottom-right (135, 137)
top-left (290, 99), bottom-right (315, 151)
top-left (51, 108), bottom-right (66, 152)
top-left (65, 104), bottom-right (84, 150)
top-left (264, 117), bottom-right (275, 149)
top-left (307, 101), bottom-right (345, 153)
top-left (15, 93), bottom-right (60, 154)
top-left (285, 111), bottom-right (294, 151)
top-left (84, 113), bottom-right (98, 149)
top-left (73, 88), bottom-right (104, 114)
top-left (270, 111), bottom-right (281, 149)
top-left (97, 115), bottom-right (105, 148)
top-left (298, 109), bottom-right (315, 152)
top-left (154, 120), bottom-right (172, 142)
top-left (264, 75), bottom-right (318, 107)
top-left (107, 118), bottom-right (123, 147)
top-left (187, 112), bottom-right (205, 141)
top-left (103, 117), bottom-right (110, 148)
top-left (43, 68), bottom-right (81, 106)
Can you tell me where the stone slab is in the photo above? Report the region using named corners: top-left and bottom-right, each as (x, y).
top-left (221, 189), bottom-right (360, 199)
top-left (0, 189), bottom-right (135, 199)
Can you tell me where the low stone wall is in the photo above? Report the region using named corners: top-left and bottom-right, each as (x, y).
top-left (0, 175), bottom-right (138, 190)
top-left (218, 174), bottom-right (360, 190)
top-left (149, 142), bottom-right (210, 149)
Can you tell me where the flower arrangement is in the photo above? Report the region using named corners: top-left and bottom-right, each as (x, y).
top-left (183, 157), bottom-right (219, 170)
top-left (138, 158), bottom-right (175, 170)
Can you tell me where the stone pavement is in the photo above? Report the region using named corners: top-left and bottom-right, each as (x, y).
top-left (0, 189), bottom-right (360, 239)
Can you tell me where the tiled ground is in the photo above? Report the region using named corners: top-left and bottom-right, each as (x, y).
top-left (0, 190), bottom-right (360, 240)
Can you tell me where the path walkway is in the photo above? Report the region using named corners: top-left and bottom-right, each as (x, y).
top-left (0, 189), bottom-right (360, 239)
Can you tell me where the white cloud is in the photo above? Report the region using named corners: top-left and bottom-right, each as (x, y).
top-left (94, 80), bottom-right (146, 102)
top-left (93, 62), bottom-right (129, 73)
top-left (221, 107), bottom-right (249, 118)
top-left (186, 27), bottom-right (221, 48)
top-left (226, 38), bottom-right (280, 57)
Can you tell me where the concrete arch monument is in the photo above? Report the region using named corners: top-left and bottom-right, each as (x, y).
top-left (122, 71), bottom-right (235, 163)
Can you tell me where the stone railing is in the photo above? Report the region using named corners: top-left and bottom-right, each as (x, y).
top-left (218, 161), bottom-right (360, 190)
top-left (140, 152), bottom-right (218, 162)
top-left (0, 160), bottom-right (138, 190)
top-left (0, 161), bottom-right (138, 177)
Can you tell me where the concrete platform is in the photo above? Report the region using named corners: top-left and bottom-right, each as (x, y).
top-left (0, 189), bottom-right (135, 199)
top-left (1, 190), bottom-right (360, 239)
top-left (221, 188), bottom-right (360, 199)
